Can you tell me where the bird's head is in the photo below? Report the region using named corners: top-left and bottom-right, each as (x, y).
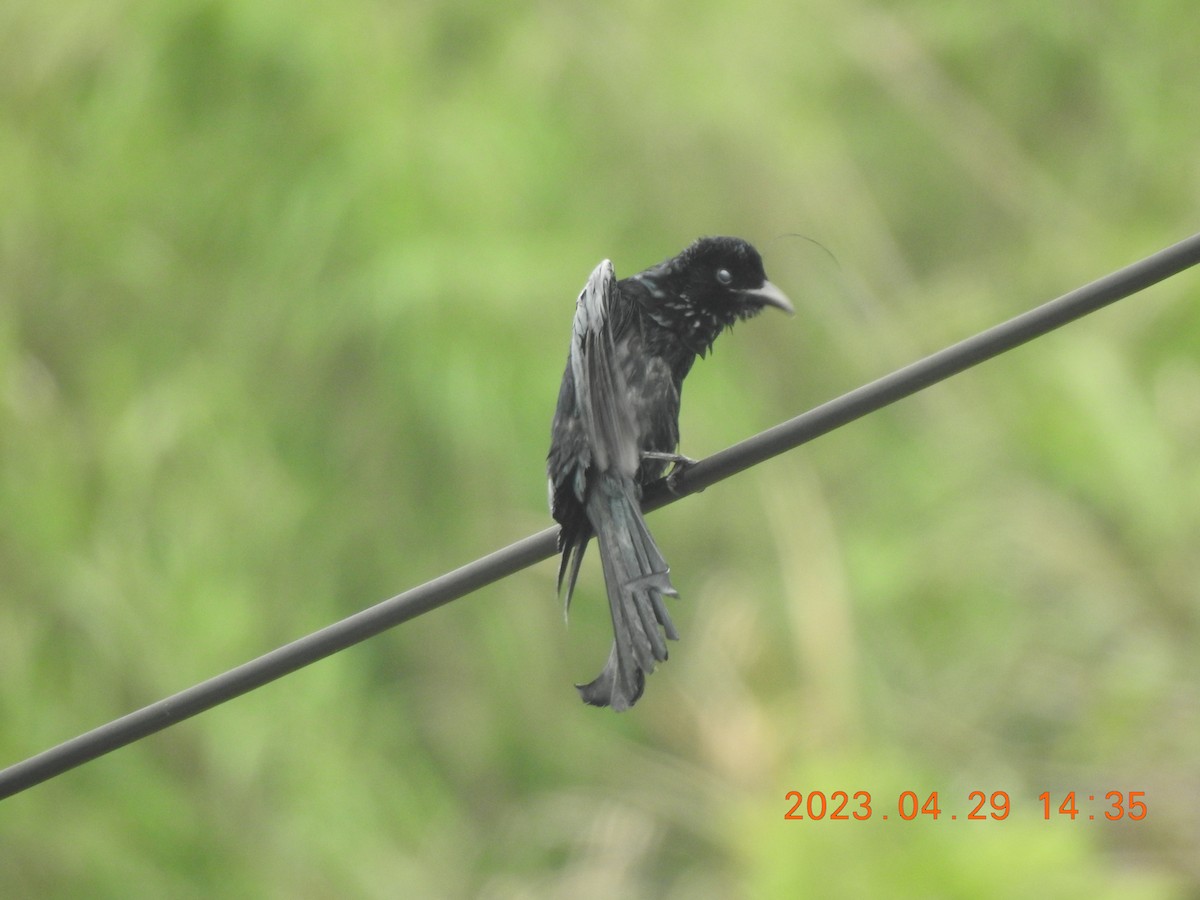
top-left (634, 236), bottom-right (793, 356)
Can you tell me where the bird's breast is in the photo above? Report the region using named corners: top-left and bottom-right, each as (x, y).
top-left (615, 337), bottom-right (680, 455)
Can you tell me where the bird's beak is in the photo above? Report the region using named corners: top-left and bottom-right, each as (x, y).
top-left (742, 280), bottom-right (794, 315)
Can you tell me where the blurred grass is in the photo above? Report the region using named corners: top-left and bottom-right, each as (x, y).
top-left (1, 0), bottom-right (1198, 896)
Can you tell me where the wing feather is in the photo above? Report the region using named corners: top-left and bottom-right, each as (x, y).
top-left (569, 260), bottom-right (639, 479)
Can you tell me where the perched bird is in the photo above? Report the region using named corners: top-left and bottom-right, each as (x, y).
top-left (548, 236), bottom-right (793, 710)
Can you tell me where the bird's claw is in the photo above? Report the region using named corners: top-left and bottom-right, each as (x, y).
top-left (642, 451), bottom-right (699, 496)
top-left (666, 460), bottom-right (696, 496)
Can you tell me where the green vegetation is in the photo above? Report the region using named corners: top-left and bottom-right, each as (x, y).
top-left (2, 1), bottom-right (1197, 895)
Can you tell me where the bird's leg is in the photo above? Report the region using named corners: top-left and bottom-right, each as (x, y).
top-left (641, 451), bottom-right (699, 496)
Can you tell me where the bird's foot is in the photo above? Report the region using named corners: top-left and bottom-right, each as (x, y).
top-left (642, 451), bottom-right (699, 496)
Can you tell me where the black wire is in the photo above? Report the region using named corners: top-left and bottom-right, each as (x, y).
top-left (3, 231), bottom-right (1199, 801)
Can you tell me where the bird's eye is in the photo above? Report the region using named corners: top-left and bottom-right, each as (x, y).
top-left (716, 268), bottom-right (733, 285)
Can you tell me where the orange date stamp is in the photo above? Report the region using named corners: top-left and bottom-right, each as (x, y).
top-left (783, 790), bottom-right (1147, 822)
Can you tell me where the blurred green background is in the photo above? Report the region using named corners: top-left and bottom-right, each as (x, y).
top-left (2, 0), bottom-right (1198, 896)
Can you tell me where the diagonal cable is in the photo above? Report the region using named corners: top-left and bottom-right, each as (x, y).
top-left (3, 231), bottom-right (1199, 801)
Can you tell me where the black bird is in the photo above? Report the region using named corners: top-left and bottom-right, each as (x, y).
top-left (548, 236), bottom-right (793, 710)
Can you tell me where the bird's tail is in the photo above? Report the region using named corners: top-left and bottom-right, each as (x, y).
top-left (578, 475), bottom-right (679, 711)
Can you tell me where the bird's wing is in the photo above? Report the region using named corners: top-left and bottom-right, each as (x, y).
top-left (570, 260), bottom-right (640, 479)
